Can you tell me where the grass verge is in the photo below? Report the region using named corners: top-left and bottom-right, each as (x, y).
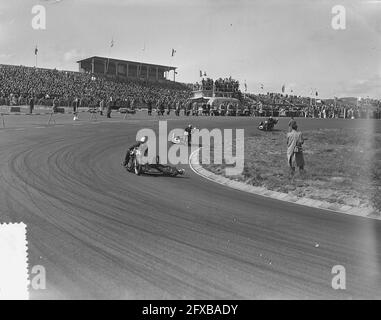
top-left (203, 127), bottom-right (381, 215)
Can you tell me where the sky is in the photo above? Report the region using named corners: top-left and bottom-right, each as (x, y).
top-left (0, 0), bottom-right (380, 98)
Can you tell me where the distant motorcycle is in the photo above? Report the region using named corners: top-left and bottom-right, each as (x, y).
top-left (170, 127), bottom-right (198, 146)
top-left (258, 118), bottom-right (278, 131)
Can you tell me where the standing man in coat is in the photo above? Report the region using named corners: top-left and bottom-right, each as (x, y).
top-left (287, 123), bottom-right (305, 177)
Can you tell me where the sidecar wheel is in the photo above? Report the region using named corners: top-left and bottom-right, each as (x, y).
top-left (134, 159), bottom-right (142, 175)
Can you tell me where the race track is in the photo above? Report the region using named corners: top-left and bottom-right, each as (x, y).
top-left (0, 114), bottom-right (380, 299)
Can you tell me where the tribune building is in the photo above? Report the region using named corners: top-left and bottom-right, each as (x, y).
top-left (77, 56), bottom-right (177, 82)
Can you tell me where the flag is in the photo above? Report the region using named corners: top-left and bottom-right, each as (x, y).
top-left (244, 82), bottom-right (247, 92)
top-left (281, 84), bottom-right (285, 93)
top-left (34, 46), bottom-right (38, 55)
top-left (110, 38), bottom-right (114, 48)
top-left (203, 72), bottom-right (207, 77)
top-left (315, 91), bottom-right (318, 96)
top-left (199, 70), bottom-right (203, 77)
top-left (171, 48), bottom-right (176, 57)
top-left (260, 83), bottom-right (264, 89)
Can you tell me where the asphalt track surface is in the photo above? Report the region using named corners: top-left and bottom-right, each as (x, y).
top-left (0, 112), bottom-right (380, 299)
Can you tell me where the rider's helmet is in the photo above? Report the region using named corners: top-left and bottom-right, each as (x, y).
top-left (188, 124), bottom-right (192, 128)
top-left (140, 136), bottom-right (148, 143)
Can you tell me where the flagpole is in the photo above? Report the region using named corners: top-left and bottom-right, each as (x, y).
top-left (35, 45), bottom-right (38, 68)
top-left (170, 48), bottom-right (176, 81)
top-left (106, 36), bottom-right (114, 75)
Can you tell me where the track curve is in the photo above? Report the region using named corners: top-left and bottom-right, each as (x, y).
top-left (0, 117), bottom-right (380, 299)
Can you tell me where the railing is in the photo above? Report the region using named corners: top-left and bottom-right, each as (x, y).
top-left (191, 90), bottom-right (235, 98)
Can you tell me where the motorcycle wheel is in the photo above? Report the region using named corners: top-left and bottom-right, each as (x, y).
top-left (126, 159), bottom-right (133, 172)
top-left (168, 168), bottom-right (179, 177)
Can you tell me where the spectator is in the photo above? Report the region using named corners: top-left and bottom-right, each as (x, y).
top-left (184, 124), bottom-right (193, 147)
top-left (52, 97), bottom-right (59, 113)
top-left (73, 97), bottom-right (80, 120)
top-left (99, 99), bottom-right (104, 116)
top-left (147, 99), bottom-right (153, 116)
top-left (29, 95), bottom-right (34, 114)
top-left (175, 100), bottom-right (181, 116)
top-left (106, 97), bottom-right (112, 118)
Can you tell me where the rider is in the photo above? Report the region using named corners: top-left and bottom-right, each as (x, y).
top-left (122, 136), bottom-right (148, 167)
top-left (267, 116), bottom-right (275, 125)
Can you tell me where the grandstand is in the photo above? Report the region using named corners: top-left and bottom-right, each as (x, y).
top-left (77, 56), bottom-right (177, 82)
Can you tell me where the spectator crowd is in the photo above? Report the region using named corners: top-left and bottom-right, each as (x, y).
top-left (246, 92), bottom-right (381, 119)
top-left (0, 64), bottom-right (380, 119)
top-left (193, 76), bottom-right (240, 91)
top-left (192, 77), bottom-right (242, 100)
top-left (0, 64), bottom-right (191, 110)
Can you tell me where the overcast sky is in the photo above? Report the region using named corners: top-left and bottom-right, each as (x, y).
top-left (0, 0), bottom-right (380, 98)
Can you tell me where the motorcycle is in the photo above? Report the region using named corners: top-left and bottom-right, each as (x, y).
top-left (258, 118), bottom-right (278, 131)
top-left (125, 147), bottom-right (185, 177)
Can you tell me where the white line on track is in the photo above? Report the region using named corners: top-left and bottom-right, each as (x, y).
top-left (188, 148), bottom-right (202, 176)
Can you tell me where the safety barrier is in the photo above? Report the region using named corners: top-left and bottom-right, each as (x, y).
top-left (10, 107), bottom-right (21, 113)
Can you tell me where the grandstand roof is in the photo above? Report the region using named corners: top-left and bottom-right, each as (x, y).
top-left (77, 56), bottom-right (176, 70)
